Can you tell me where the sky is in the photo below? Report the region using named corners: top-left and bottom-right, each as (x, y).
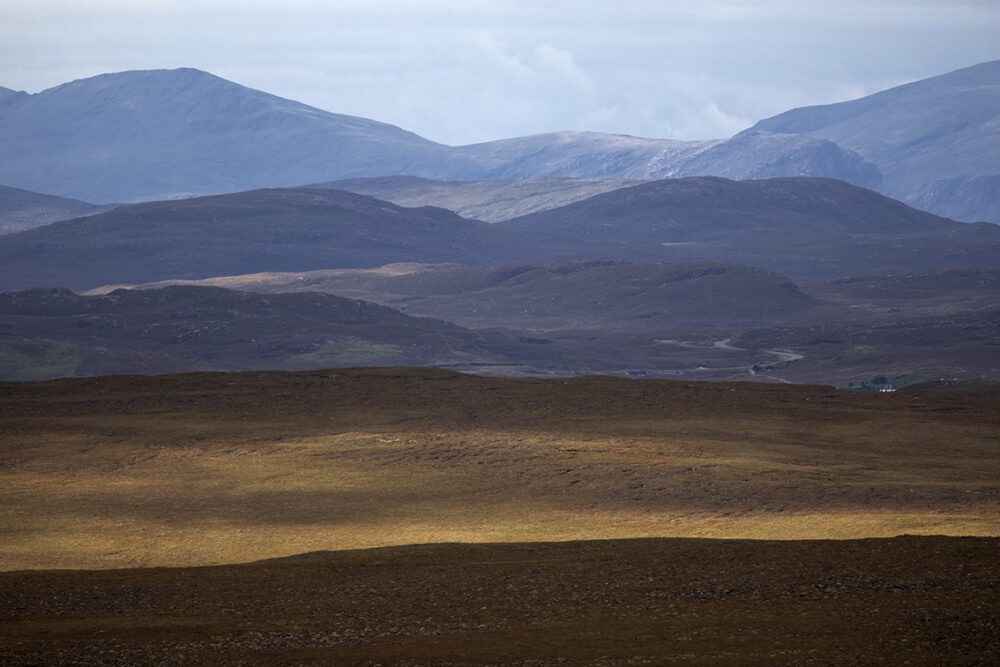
top-left (1, 1), bottom-right (998, 146)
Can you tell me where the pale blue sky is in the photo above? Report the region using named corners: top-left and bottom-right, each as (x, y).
top-left (2, 1), bottom-right (998, 145)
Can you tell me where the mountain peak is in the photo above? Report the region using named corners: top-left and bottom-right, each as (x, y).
top-left (42, 66), bottom-right (230, 96)
top-left (0, 68), bottom-right (446, 203)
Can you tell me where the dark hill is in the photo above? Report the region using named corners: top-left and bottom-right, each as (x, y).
top-left (0, 285), bottom-right (515, 380)
top-left (500, 176), bottom-right (966, 242)
top-left (0, 187), bottom-right (614, 292)
top-left (105, 260), bottom-right (824, 331)
top-left (497, 177), bottom-right (1000, 280)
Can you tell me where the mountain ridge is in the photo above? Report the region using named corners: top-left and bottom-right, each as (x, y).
top-left (0, 66), bottom-right (901, 204)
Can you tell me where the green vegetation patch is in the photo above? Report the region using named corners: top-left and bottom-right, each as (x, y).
top-left (291, 339), bottom-right (403, 367)
top-left (0, 338), bottom-right (81, 381)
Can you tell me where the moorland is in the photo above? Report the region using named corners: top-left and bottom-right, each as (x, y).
top-left (1, 368), bottom-right (998, 663)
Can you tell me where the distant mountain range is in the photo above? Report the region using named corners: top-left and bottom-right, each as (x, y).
top-left (3, 62), bottom-right (996, 221)
top-left (2, 62), bottom-right (998, 387)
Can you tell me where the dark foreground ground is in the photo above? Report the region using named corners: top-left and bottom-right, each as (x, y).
top-left (2, 536), bottom-right (998, 665)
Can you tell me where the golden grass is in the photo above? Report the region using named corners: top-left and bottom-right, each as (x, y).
top-left (2, 368), bottom-right (998, 570)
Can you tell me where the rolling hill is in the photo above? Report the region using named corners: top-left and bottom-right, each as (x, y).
top-left (0, 285), bottom-right (518, 380)
top-left (2, 367), bottom-right (998, 572)
top-left (0, 187), bottom-right (622, 292)
top-left (97, 260), bottom-right (823, 331)
top-left (70, 259), bottom-right (1000, 387)
top-left (500, 176), bottom-right (968, 241)
top-left (5, 177), bottom-right (997, 293)
top-left (0, 185), bottom-right (107, 235)
top-left (310, 175), bottom-right (649, 223)
top-left (498, 177), bottom-right (1000, 280)
top-left (803, 268), bottom-right (1000, 316)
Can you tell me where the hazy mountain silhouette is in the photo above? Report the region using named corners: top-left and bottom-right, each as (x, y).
top-left (0, 68), bottom-right (464, 203)
top-left (2, 67), bottom-right (891, 203)
top-left (0, 185), bottom-right (108, 235)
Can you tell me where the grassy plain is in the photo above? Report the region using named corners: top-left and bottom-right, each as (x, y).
top-left (2, 367), bottom-right (997, 571)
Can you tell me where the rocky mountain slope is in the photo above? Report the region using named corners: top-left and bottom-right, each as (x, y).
top-left (444, 130), bottom-right (879, 188)
top-left (747, 60), bottom-right (1000, 223)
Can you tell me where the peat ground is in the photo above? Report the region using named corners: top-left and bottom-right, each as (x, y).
top-left (1, 537), bottom-right (998, 665)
